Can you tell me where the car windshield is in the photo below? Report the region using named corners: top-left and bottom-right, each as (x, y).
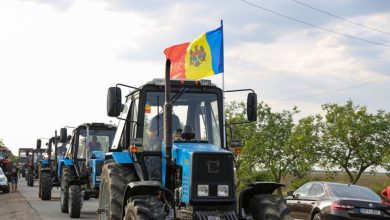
top-left (329, 183), bottom-right (382, 202)
top-left (143, 91), bottom-right (221, 151)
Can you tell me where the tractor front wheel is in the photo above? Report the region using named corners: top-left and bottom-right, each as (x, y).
top-left (40, 171), bottom-right (52, 200)
top-left (60, 168), bottom-right (71, 213)
top-left (248, 194), bottom-right (291, 220)
top-left (124, 195), bottom-right (166, 220)
top-left (69, 185), bottom-right (82, 218)
top-left (27, 174), bottom-right (34, 187)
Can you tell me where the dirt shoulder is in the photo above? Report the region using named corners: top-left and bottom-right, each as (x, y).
top-left (0, 191), bottom-right (41, 220)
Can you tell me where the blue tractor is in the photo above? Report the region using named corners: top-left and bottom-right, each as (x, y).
top-left (37, 132), bottom-right (68, 200)
top-left (97, 66), bottom-right (290, 219)
top-left (58, 123), bottom-right (117, 218)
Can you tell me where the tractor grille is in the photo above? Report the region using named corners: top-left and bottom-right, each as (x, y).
top-left (191, 152), bottom-right (235, 202)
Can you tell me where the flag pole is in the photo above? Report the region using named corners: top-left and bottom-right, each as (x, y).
top-left (221, 20), bottom-right (227, 149)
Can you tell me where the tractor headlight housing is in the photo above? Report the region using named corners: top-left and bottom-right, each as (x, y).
top-left (197, 184), bottom-right (209, 197)
top-left (218, 185), bottom-right (229, 197)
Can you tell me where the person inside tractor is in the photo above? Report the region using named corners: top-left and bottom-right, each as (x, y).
top-left (87, 135), bottom-right (102, 156)
top-left (147, 111), bottom-right (181, 151)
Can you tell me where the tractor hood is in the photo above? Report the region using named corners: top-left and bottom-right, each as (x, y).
top-left (171, 142), bottom-right (229, 167)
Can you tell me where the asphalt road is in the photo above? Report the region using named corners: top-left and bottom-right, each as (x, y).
top-left (18, 176), bottom-right (99, 220)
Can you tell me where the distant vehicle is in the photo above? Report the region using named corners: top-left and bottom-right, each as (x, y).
top-left (18, 148), bottom-right (33, 178)
top-left (0, 167), bottom-right (10, 193)
top-left (286, 181), bottom-right (390, 220)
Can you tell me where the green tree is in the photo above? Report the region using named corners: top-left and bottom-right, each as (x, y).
top-left (319, 100), bottom-right (390, 184)
top-left (226, 102), bottom-right (321, 194)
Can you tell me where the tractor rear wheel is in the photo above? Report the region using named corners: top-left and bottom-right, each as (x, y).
top-left (248, 194), bottom-right (291, 220)
top-left (41, 171), bottom-right (52, 200)
top-left (60, 168), bottom-right (72, 213)
top-left (124, 195), bottom-right (166, 220)
top-left (98, 160), bottom-right (137, 220)
top-left (69, 185), bottom-right (82, 218)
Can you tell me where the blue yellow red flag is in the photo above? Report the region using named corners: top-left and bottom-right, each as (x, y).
top-left (164, 25), bottom-right (224, 80)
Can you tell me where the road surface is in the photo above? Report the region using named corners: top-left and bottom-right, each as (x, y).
top-left (1, 177), bottom-right (99, 220)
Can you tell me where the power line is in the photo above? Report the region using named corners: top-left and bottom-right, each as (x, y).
top-left (291, 0), bottom-right (390, 37)
top-left (239, 0), bottom-right (390, 48)
top-left (275, 75), bottom-right (390, 101)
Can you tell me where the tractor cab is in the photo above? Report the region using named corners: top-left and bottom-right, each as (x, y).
top-left (63, 123), bottom-right (116, 186)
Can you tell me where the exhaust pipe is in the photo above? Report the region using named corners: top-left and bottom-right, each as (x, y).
top-left (164, 59), bottom-right (172, 160)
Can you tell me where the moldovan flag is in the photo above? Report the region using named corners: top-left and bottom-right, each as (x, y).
top-left (164, 25), bottom-right (224, 80)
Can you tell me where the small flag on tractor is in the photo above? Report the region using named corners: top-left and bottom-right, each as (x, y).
top-left (164, 23), bottom-right (224, 80)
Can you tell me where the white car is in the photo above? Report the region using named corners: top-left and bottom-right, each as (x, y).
top-left (0, 167), bottom-right (9, 193)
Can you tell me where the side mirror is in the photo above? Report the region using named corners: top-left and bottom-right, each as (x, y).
top-left (36, 139), bottom-right (41, 149)
top-left (60, 128), bottom-right (67, 143)
top-left (247, 92), bottom-right (257, 122)
top-left (107, 87), bottom-right (122, 117)
top-left (287, 191), bottom-right (294, 197)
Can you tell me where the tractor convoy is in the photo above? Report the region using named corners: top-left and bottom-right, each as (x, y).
top-left (18, 67), bottom-right (290, 219)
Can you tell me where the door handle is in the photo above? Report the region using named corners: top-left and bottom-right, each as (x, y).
top-left (311, 202), bottom-right (315, 205)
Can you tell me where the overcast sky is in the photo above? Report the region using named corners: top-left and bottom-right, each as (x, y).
top-left (1, 0), bottom-right (389, 154)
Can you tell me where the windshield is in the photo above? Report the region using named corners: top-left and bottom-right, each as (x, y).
top-left (329, 183), bottom-right (382, 202)
top-left (34, 151), bottom-right (44, 163)
top-left (77, 128), bottom-right (116, 158)
top-left (19, 157), bottom-right (28, 164)
top-left (143, 91), bottom-right (221, 151)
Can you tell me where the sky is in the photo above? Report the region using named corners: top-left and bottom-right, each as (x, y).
top-left (0, 0), bottom-right (389, 155)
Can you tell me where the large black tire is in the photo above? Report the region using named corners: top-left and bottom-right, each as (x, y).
top-left (3, 186), bottom-right (10, 193)
top-left (38, 175), bottom-right (42, 198)
top-left (312, 213), bottom-right (322, 220)
top-left (69, 185), bottom-right (82, 218)
top-left (28, 174), bottom-right (34, 187)
top-left (248, 194), bottom-right (291, 220)
top-left (41, 171), bottom-right (52, 200)
top-left (60, 168), bottom-right (72, 213)
top-left (98, 160), bottom-right (137, 220)
top-left (124, 195), bottom-right (166, 220)
top-left (83, 191), bottom-right (90, 201)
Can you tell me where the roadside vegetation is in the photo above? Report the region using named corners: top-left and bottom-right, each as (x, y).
top-left (227, 100), bottom-right (390, 195)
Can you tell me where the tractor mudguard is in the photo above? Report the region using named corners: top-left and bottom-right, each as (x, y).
top-left (109, 152), bottom-right (133, 164)
top-left (238, 182), bottom-right (285, 218)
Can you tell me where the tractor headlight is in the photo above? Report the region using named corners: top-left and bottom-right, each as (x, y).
top-left (197, 185), bottom-right (209, 197)
top-left (218, 185), bottom-right (229, 197)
